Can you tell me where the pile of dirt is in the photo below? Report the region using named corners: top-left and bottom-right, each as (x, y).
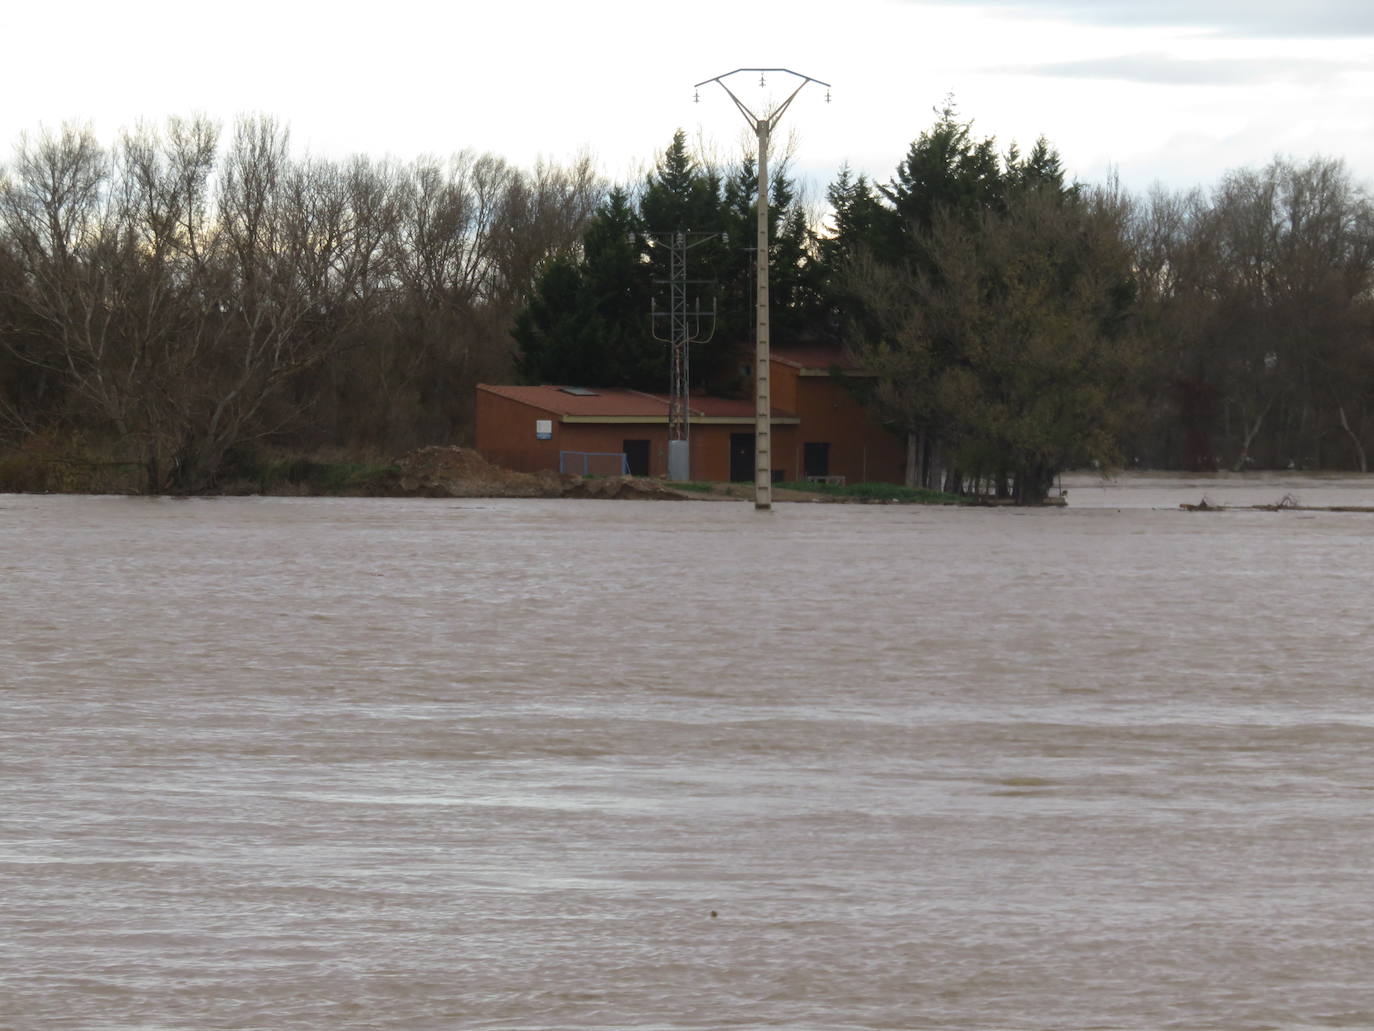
top-left (384, 446), bottom-right (563, 498)
top-left (380, 446), bottom-right (691, 500)
top-left (561, 475), bottom-right (687, 500)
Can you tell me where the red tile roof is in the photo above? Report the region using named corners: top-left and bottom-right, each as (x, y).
top-left (478, 384), bottom-right (797, 421)
top-left (479, 384), bottom-right (665, 417)
top-left (676, 394), bottom-right (789, 419)
top-left (770, 345), bottom-right (863, 372)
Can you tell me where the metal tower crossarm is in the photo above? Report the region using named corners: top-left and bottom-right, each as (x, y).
top-left (644, 229), bottom-right (720, 480)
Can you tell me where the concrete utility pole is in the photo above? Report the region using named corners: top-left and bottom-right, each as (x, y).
top-left (695, 68), bottom-right (830, 511)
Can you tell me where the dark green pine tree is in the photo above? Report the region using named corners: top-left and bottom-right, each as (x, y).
top-left (1004, 136), bottom-right (1071, 197)
top-left (716, 154), bottom-right (824, 382)
top-left (819, 164), bottom-right (886, 273)
top-left (515, 131), bottom-right (825, 395)
top-left (716, 156), bottom-right (762, 387)
top-left (817, 102), bottom-right (1011, 488)
top-left (879, 99), bottom-right (1004, 266)
top-left (580, 187), bottom-right (659, 388)
top-left (638, 130), bottom-right (722, 234)
top-left (638, 131), bottom-right (735, 389)
top-left (513, 256), bottom-right (611, 386)
top-left (765, 164), bottom-right (824, 347)
top-left (822, 101), bottom-right (1139, 499)
top-left (816, 165), bottom-right (895, 347)
top-left (514, 187), bottom-right (658, 388)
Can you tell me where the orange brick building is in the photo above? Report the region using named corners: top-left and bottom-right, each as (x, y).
top-left (475, 347), bottom-right (905, 484)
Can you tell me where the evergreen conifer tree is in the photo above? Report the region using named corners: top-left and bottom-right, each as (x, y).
top-left (513, 131), bottom-right (824, 395)
top-left (513, 187), bottom-right (657, 388)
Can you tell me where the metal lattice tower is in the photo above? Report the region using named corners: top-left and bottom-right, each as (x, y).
top-left (649, 230), bottom-right (718, 480)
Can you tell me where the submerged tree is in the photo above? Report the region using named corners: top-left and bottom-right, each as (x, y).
top-left (828, 104), bottom-right (1140, 500)
top-left (928, 183), bottom-right (1140, 500)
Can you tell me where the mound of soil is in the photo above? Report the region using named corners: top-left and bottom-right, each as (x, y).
top-left (379, 446), bottom-right (560, 497)
top-left (380, 446), bottom-right (690, 500)
top-left (561, 475), bottom-right (686, 500)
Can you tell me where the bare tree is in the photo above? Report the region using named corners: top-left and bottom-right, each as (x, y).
top-left (1125, 158), bottom-right (1374, 471)
top-left (0, 125), bottom-right (148, 455)
top-left (1, 117), bottom-right (606, 484)
top-left (1206, 158), bottom-right (1374, 469)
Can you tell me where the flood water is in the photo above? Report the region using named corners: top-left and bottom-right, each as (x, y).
top-left (5, 474), bottom-right (1374, 1030)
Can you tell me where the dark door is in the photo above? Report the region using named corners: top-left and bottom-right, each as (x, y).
top-left (730, 433), bottom-right (754, 482)
top-left (623, 439), bottom-right (650, 477)
top-left (804, 442), bottom-right (831, 479)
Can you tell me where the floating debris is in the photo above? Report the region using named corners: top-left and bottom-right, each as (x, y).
top-left (1181, 494), bottom-right (1374, 514)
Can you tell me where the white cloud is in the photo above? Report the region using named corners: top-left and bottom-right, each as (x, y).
top-left (2, 0), bottom-right (1371, 201)
top-left (942, 0), bottom-right (1374, 37)
top-left (1024, 52), bottom-right (1356, 86)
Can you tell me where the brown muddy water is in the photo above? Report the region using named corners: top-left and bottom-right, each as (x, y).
top-left (4, 473), bottom-right (1374, 1030)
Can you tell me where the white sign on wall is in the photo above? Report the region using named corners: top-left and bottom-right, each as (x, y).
top-left (535, 419), bottom-right (552, 440)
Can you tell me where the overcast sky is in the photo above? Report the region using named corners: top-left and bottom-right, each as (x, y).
top-left (5, 0), bottom-right (1372, 202)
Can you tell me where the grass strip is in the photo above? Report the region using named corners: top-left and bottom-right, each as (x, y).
top-left (776, 480), bottom-right (966, 504)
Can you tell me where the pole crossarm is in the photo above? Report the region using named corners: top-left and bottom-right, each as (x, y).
top-left (694, 67), bottom-right (828, 510)
top-left (694, 68), bottom-right (832, 130)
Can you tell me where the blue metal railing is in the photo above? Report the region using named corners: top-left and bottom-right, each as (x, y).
top-left (558, 451), bottom-right (630, 476)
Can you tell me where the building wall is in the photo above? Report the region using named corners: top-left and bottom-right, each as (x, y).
top-left (552, 423), bottom-right (790, 481)
top-left (476, 388), bottom-right (765, 479)
top-left (786, 374), bottom-right (905, 484)
top-left (772, 360), bottom-right (801, 415)
top-left (477, 390), bottom-right (677, 475)
top-left (691, 423), bottom-right (796, 483)
top-left (770, 424), bottom-right (799, 482)
top-left (476, 382), bottom-right (894, 484)
top-left (475, 389), bottom-right (564, 473)
top-left (558, 424), bottom-right (670, 477)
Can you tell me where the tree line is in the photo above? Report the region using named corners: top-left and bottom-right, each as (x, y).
top-left (0, 116), bottom-right (601, 491)
top-left (519, 106), bottom-right (1374, 499)
top-left (1126, 158), bottom-right (1374, 473)
top-left (3, 109), bottom-right (1373, 498)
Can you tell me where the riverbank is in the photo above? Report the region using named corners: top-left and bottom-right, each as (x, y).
top-left (0, 443), bottom-right (974, 504)
top-left (339, 448), bottom-right (970, 505)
